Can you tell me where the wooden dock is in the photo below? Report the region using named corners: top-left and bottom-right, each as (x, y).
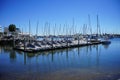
top-left (13, 40), bottom-right (104, 53)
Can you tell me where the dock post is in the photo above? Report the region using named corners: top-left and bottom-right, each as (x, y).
top-left (86, 36), bottom-right (88, 45)
top-left (13, 35), bottom-right (15, 48)
top-left (52, 37), bottom-right (53, 49)
top-left (67, 36), bottom-right (68, 47)
top-left (24, 38), bottom-right (25, 50)
top-left (78, 36), bottom-right (80, 45)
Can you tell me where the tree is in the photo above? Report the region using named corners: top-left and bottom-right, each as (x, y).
top-left (8, 24), bottom-right (16, 32)
top-left (8, 24), bottom-right (16, 47)
top-left (0, 32), bottom-right (3, 37)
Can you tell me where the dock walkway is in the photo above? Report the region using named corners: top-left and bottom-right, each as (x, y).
top-left (14, 40), bottom-right (103, 53)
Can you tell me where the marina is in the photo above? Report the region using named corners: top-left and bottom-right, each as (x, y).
top-left (0, 0), bottom-right (120, 80)
top-left (13, 37), bottom-right (107, 53)
top-left (0, 38), bottom-right (120, 80)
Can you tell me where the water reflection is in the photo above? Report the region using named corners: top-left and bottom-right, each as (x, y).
top-left (96, 45), bottom-right (100, 67)
top-left (1, 41), bottom-right (119, 80)
top-left (0, 44), bottom-right (103, 67)
top-left (102, 43), bottom-right (111, 49)
top-left (9, 50), bottom-right (16, 61)
top-left (1, 45), bottom-right (12, 53)
top-left (24, 52), bottom-right (27, 65)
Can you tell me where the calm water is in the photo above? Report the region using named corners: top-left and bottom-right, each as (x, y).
top-left (0, 38), bottom-right (120, 80)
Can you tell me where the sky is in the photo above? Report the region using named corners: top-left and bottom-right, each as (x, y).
top-left (0, 0), bottom-right (120, 35)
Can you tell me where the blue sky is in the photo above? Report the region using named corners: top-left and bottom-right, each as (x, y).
top-left (0, 0), bottom-right (120, 35)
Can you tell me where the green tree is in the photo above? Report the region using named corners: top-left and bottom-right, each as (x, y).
top-left (8, 24), bottom-right (16, 47)
top-left (8, 24), bottom-right (16, 32)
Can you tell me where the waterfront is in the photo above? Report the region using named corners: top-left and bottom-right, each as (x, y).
top-left (0, 38), bottom-right (120, 80)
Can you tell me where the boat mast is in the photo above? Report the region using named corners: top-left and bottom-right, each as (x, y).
top-left (36, 20), bottom-right (39, 39)
top-left (48, 22), bottom-right (50, 36)
top-left (54, 23), bottom-right (56, 36)
top-left (72, 18), bottom-right (75, 35)
top-left (97, 15), bottom-right (101, 37)
top-left (83, 24), bottom-right (87, 35)
top-left (29, 20), bottom-right (31, 43)
top-left (88, 14), bottom-right (92, 35)
top-left (58, 24), bottom-right (61, 36)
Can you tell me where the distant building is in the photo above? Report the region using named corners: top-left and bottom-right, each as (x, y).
top-left (4, 27), bottom-right (21, 35)
top-left (0, 26), bottom-right (3, 38)
top-left (15, 28), bottom-right (21, 33)
top-left (0, 26), bottom-right (2, 32)
top-left (4, 27), bottom-right (9, 34)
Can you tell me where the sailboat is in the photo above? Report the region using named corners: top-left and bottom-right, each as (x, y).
top-left (88, 14), bottom-right (101, 43)
top-left (102, 35), bottom-right (111, 44)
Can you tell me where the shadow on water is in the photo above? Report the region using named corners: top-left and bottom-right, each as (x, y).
top-left (102, 43), bottom-right (111, 49)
